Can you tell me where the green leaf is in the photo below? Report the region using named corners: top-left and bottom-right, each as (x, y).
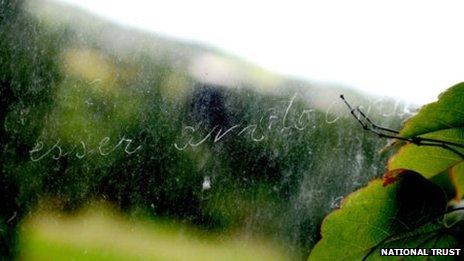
top-left (388, 83), bottom-right (464, 184)
top-left (309, 172), bottom-right (451, 260)
top-left (399, 82), bottom-right (464, 138)
top-left (388, 128), bottom-right (464, 178)
top-left (450, 162), bottom-right (464, 200)
top-left (431, 161), bottom-right (464, 201)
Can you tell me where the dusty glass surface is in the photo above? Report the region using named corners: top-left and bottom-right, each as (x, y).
top-left (0, 1), bottom-right (417, 260)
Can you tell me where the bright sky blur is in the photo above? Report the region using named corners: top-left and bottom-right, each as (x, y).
top-left (56, 0), bottom-right (464, 104)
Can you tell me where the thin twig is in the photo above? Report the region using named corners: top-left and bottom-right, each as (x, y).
top-left (445, 207), bottom-right (464, 214)
top-left (340, 95), bottom-right (464, 159)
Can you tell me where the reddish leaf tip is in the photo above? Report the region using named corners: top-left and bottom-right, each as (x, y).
top-left (383, 169), bottom-right (408, 186)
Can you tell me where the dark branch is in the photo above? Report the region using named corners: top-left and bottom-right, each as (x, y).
top-left (340, 95), bottom-right (464, 159)
top-left (445, 207), bottom-right (464, 214)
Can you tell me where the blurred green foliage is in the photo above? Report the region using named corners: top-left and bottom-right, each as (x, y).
top-left (19, 206), bottom-right (290, 261)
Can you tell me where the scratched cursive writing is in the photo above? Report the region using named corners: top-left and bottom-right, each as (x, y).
top-left (174, 93), bottom-right (316, 150)
top-left (30, 136), bottom-right (142, 162)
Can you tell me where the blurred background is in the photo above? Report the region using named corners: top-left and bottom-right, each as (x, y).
top-left (0, 0), bottom-right (460, 260)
